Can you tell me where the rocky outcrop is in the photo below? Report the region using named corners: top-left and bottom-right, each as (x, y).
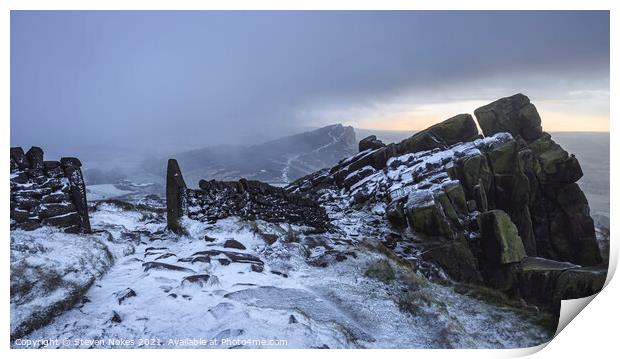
top-left (474, 94), bottom-right (600, 266)
top-left (165, 160), bottom-right (329, 232)
top-left (10, 147), bottom-right (91, 233)
top-left (309, 114), bottom-right (480, 194)
top-left (287, 94), bottom-right (605, 312)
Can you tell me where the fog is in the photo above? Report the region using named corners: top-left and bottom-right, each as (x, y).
top-left (11, 11), bottom-right (609, 159)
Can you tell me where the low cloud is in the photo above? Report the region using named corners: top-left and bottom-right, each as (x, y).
top-left (11, 10), bottom-right (610, 155)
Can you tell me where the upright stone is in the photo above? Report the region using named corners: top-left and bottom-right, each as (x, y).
top-left (166, 159), bottom-right (187, 234)
top-left (60, 157), bottom-right (91, 233)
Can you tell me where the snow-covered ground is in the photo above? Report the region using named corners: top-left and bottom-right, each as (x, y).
top-left (86, 184), bottom-right (135, 201)
top-left (10, 228), bottom-right (114, 339)
top-left (12, 201), bottom-right (552, 349)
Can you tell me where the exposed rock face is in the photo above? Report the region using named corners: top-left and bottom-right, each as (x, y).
top-left (165, 160), bottom-right (329, 232)
top-left (474, 94), bottom-right (600, 266)
top-left (287, 94), bottom-right (604, 312)
top-left (10, 147), bottom-right (91, 233)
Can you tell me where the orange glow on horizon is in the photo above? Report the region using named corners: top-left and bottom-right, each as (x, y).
top-left (349, 101), bottom-right (609, 133)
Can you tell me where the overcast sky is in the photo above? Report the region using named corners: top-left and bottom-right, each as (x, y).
top-left (11, 11), bottom-right (609, 154)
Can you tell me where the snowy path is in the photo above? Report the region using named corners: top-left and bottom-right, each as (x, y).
top-left (310, 127), bottom-right (342, 154)
top-left (17, 204), bottom-right (552, 349)
top-left (280, 155), bottom-right (300, 184)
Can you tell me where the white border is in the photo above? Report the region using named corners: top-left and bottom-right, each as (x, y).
top-left (2, 1), bottom-right (616, 358)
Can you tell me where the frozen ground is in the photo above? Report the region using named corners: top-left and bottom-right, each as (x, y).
top-left (10, 228), bottom-right (114, 339)
top-left (86, 184), bottom-right (135, 201)
top-left (13, 201), bottom-right (552, 349)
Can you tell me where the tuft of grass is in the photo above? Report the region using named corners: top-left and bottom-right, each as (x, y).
top-left (284, 224), bottom-right (299, 243)
top-left (359, 239), bottom-right (417, 272)
top-left (364, 259), bottom-right (395, 283)
top-left (10, 262), bottom-right (34, 298)
top-left (359, 238), bottom-right (445, 319)
top-left (401, 270), bottom-right (427, 291)
top-left (38, 269), bottom-right (66, 294)
top-left (397, 290), bottom-right (435, 316)
top-left (360, 238), bottom-right (427, 288)
top-left (246, 220), bottom-right (261, 235)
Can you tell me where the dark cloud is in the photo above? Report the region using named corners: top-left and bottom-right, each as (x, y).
top-left (11, 11), bottom-right (609, 154)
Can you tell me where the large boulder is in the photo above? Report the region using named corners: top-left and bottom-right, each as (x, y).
top-left (358, 135), bottom-right (385, 152)
top-left (478, 210), bottom-right (526, 265)
top-left (404, 190), bottom-right (454, 239)
top-left (396, 114), bottom-right (479, 154)
top-left (528, 133), bottom-right (583, 184)
top-left (474, 93), bottom-right (543, 141)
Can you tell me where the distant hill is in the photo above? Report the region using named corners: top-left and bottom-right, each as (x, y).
top-left (143, 124), bottom-right (357, 187)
